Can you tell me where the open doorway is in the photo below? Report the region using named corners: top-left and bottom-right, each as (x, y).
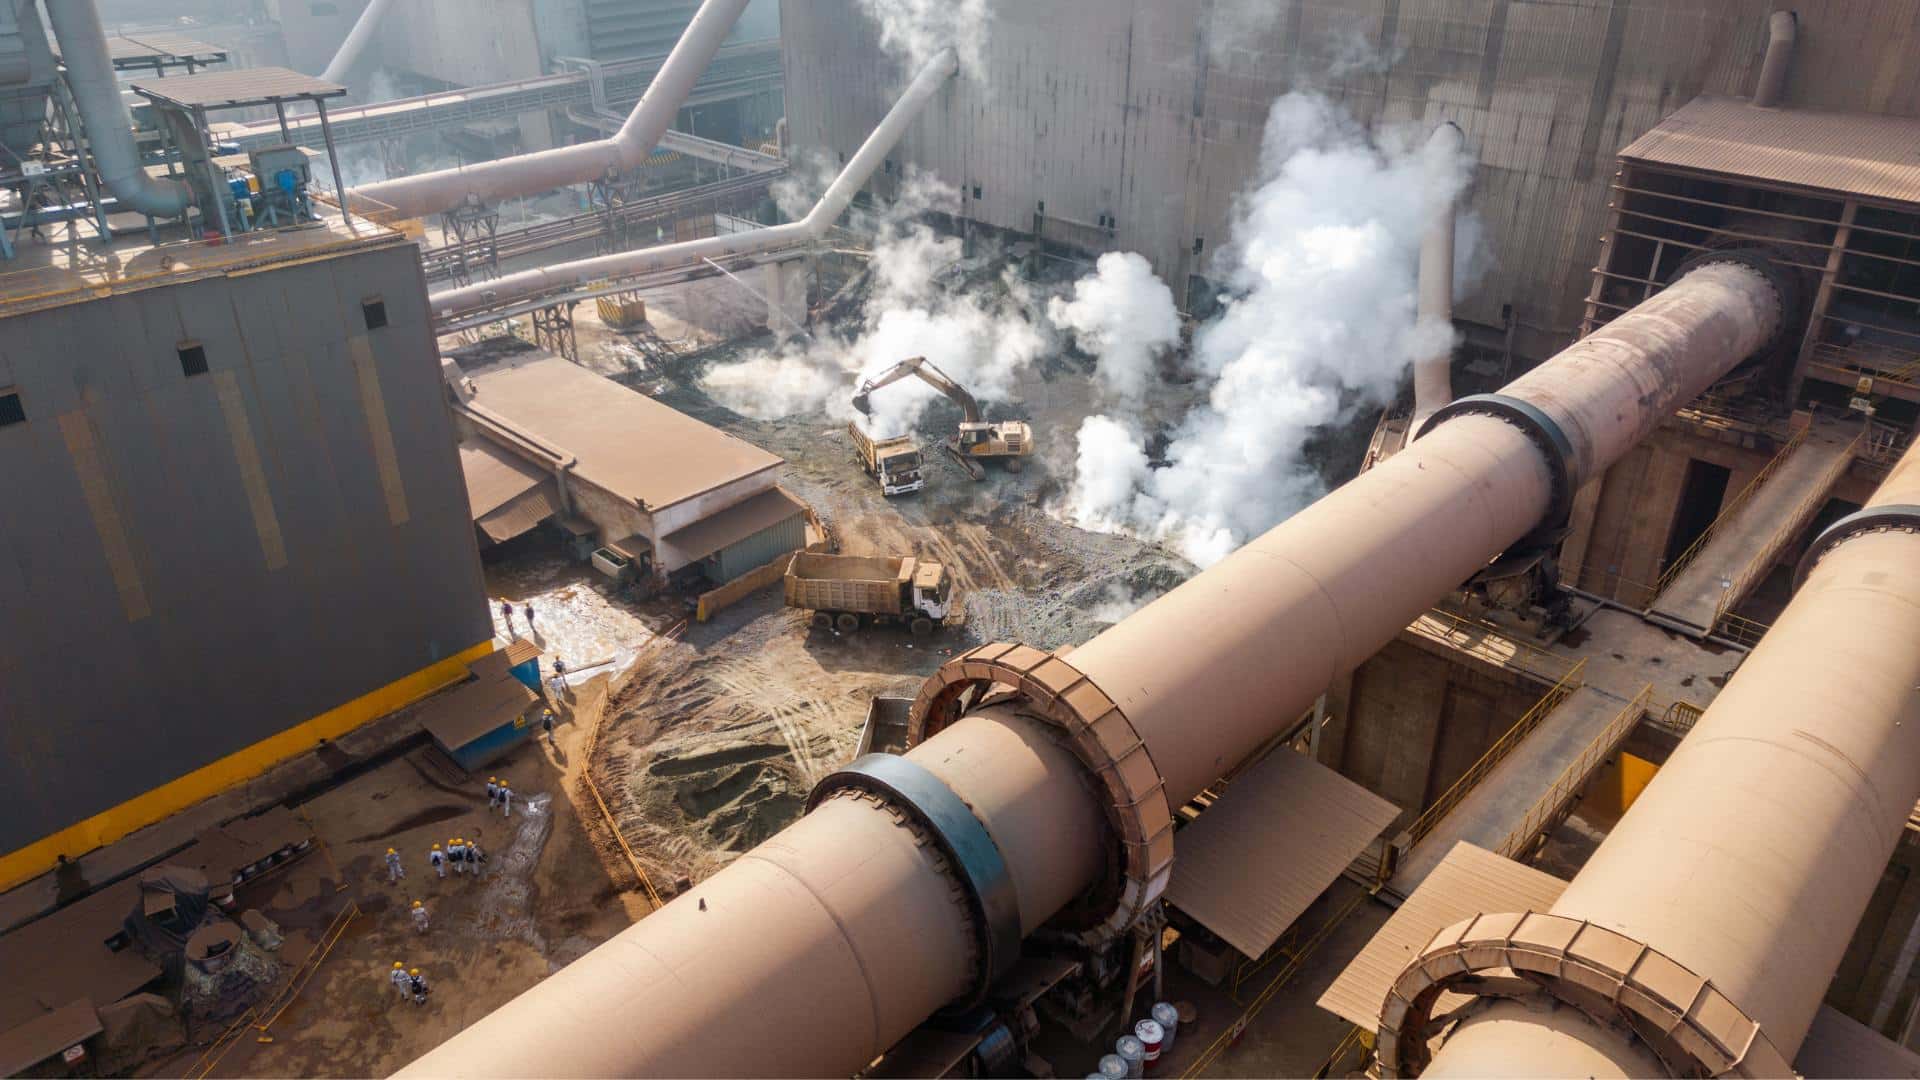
top-left (1663, 458), bottom-right (1732, 569)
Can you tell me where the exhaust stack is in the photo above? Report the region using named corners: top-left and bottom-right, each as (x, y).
top-left (319, 0), bottom-right (395, 85)
top-left (429, 48), bottom-right (960, 323)
top-left (1410, 122), bottom-right (1464, 432)
top-left (347, 0), bottom-right (752, 221)
top-left (1753, 10), bottom-right (1798, 108)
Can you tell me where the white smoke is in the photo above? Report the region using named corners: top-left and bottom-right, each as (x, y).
top-left (702, 170), bottom-right (1047, 437)
top-left (855, 0), bottom-right (990, 81)
top-left (1063, 92), bottom-right (1476, 568)
top-left (1047, 252), bottom-right (1181, 409)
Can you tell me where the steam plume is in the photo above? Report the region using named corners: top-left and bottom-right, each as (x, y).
top-left (1047, 252), bottom-right (1181, 409)
top-left (855, 0), bottom-right (990, 81)
top-left (1064, 92), bottom-right (1475, 567)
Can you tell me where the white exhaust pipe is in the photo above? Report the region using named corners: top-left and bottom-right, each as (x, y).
top-left (1410, 121), bottom-right (1463, 432)
top-left (44, 0), bottom-right (192, 217)
top-left (430, 48), bottom-right (960, 323)
top-left (349, 0), bottom-right (752, 221)
top-left (320, 0), bottom-right (395, 85)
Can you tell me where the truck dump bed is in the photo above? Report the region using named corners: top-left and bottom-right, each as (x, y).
top-left (784, 552), bottom-right (910, 615)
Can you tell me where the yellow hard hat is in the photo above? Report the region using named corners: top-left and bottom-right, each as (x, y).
top-left (410, 968), bottom-right (420, 976)
top-left (489, 776), bottom-right (497, 783)
top-left (394, 961), bottom-right (404, 969)
top-left (431, 842), bottom-right (440, 849)
top-left (412, 900), bottom-right (422, 908)
top-left (386, 847), bottom-right (396, 855)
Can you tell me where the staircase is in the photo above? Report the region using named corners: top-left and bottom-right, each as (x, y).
top-left (1650, 419), bottom-right (1860, 636)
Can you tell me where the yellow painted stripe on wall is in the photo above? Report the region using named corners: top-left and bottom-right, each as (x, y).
top-left (0, 639), bottom-right (493, 892)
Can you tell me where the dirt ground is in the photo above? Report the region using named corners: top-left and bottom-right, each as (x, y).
top-left (143, 668), bottom-right (634, 1079)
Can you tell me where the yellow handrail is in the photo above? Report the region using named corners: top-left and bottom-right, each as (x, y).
top-left (1407, 608), bottom-right (1583, 685)
top-left (1655, 425), bottom-right (1808, 597)
top-left (1401, 659), bottom-right (1587, 853)
top-left (1495, 684), bottom-right (1653, 860)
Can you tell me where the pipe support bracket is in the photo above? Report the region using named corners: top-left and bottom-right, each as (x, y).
top-left (1378, 910), bottom-right (1793, 1079)
top-left (808, 753), bottom-right (1022, 1006)
top-left (1415, 392), bottom-right (1577, 548)
top-left (906, 643), bottom-right (1175, 947)
top-left (1794, 503), bottom-right (1920, 589)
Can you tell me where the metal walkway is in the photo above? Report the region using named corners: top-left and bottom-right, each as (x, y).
top-left (224, 40), bottom-right (781, 153)
top-left (1650, 418), bottom-right (1860, 635)
top-left (1388, 684), bottom-right (1646, 897)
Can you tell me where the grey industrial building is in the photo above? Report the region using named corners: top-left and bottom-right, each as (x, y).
top-left (0, 220), bottom-right (491, 871)
top-left (781, 0), bottom-right (1920, 361)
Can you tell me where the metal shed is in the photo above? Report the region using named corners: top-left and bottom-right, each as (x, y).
top-left (418, 661), bottom-right (540, 773)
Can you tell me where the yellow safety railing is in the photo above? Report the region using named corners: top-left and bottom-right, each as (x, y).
top-left (1407, 608), bottom-right (1583, 686)
top-left (1181, 889), bottom-right (1369, 1078)
top-left (1401, 660), bottom-right (1587, 853)
top-left (1648, 698), bottom-right (1706, 737)
top-left (1313, 1026), bottom-right (1372, 1080)
top-left (1495, 684), bottom-right (1653, 861)
top-left (187, 899), bottom-right (359, 1077)
top-left (1654, 425), bottom-right (1809, 599)
top-left (1712, 611), bottom-right (1772, 648)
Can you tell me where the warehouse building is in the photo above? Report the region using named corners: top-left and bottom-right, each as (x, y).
top-left (448, 351), bottom-right (809, 586)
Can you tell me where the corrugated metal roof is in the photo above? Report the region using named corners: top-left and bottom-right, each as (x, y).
top-left (1796, 1005), bottom-right (1920, 1078)
top-left (0, 999), bottom-right (102, 1078)
top-left (1165, 749), bottom-right (1399, 960)
top-left (458, 438), bottom-right (546, 519)
top-left (1619, 95), bottom-right (1920, 204)
top-left (418, 671), bottom-right (538, 751)
top-left (0, 879), bottom-right (161, 1034)
top-left (131, 67), bottom-right (345, 110)
top-left (477, 482), bottom-right (557, 544)
top-left (463, 354), bottom-right (782, 511)
top-left (1318, 842), bottom-right (1567, 1031)
top-left (661, 486), bottom-right (806, 562)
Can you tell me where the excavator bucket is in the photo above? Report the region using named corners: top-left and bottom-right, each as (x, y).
top-left (851, 389), bottom-right (873, 416)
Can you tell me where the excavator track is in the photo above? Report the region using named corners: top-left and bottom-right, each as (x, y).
top-left (944, 438), bottom-right (987, 481)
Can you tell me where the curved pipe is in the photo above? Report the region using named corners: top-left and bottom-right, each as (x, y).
top-left (319, 0), bottom-right (395, 85)
top-left (44, 0), bottom-right (191, 217)
top-left (400, 260), bottom-right (1781, 1077)
top-left (1754, 10), bottom-right (1798, 108)
top-left (1425, 437), bottom-right (1920, 1074)
top-left (428, 47), bottom-right (959, 323)
top-left (348, 0), bottom-right (752, 221)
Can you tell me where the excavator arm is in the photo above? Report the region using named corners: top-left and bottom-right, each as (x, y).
top-left (850, 356), bottom-right (982, 423)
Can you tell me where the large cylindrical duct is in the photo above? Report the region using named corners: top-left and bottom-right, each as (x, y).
top-left (1753, 10), bottom-right (1798, 108)
top-left (428, 47), bottom-right (959, 323)
top-left (319, 0), bottom-right (394, 85)
top-left (1418, 437), bottom-right (1920, 1077)
top-left (347, 0), bottom-right (751, 221)
top-left (44, 0), bottom-right (191, 217)
top-left (1410, 122), bottom-right (1463, 432)
top-left (401, 258), bottom-right (1782, 1077)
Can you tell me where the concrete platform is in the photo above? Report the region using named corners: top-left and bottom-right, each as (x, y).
top-left (1652, 421), bottom-right (1858, 633)
top-left (1387, 684), bottom-right (1630, 896)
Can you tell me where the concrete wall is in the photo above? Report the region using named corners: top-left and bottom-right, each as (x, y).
top-left (0, 242), bottom-right (491, 856)
top-left (781, 0), bottom-right (1920, 359)
top-left (1326, 638), bottom-right (1543, 827)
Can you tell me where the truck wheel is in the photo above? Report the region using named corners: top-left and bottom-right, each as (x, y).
top-left (811, 612), bottom-right (832, 629)
top-left (835, 613), bottom-right (860, 634)
top-left (1004, 457), bottom-right (1025, 473)
top-left (910, 617), bottom-right (933, 637)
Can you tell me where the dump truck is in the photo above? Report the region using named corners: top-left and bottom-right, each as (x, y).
top-left (851, 356), bottom-right (1034, 480)
top-left (848, 422), bottom-right (926, 495)
top-left (784, 551), bottom-right (957, 636)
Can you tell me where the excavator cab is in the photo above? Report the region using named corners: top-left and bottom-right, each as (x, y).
top-left (956, 422), bottom-right (995, 449)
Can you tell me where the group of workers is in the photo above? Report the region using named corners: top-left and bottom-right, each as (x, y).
top-left (427, 835), bottom-right (487, 878)
top-left (390, 960), bottom-right (430, 1005)
top-left (497, 596), bottom-right (576, 709)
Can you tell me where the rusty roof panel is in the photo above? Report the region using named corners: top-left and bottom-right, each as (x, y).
top-left (1619, 95), bottom-right (1920, 204)
top-left (463, 355), bottom-right (782, 511)
top-left (477, 482), bottom-right (558, 544)
top-left (1318, 842), bottom-right (1567, 1031)
top-left (659, 486), bottom-right (806, 562)
top-left (0, 999), bottom-right (103, 1077)
top-left (1165, 749), bottom-right (1399, 960)
top-left (458, 438), bottom-right (546, 519)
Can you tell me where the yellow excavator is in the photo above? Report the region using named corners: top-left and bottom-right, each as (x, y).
top-left (850, 356), bottom-right (1034, 480)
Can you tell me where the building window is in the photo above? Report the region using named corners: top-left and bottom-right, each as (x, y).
top-left (362, 297), bottom-right (388, 330)
top-left (1193, 236), bottom-right (1205, 255)
top-left (883, 158), bottom-right (895, 176)
top-left (971, 184), bottom-right (982, 200)
top-left (310, 1), bottom-right (339, 14)
top-left (1036, 200), bottom-right (1046, 216)
top-left (178, 343), bottom-right (208, 378)
top-left (0, 388), bottom-right (23, 427)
